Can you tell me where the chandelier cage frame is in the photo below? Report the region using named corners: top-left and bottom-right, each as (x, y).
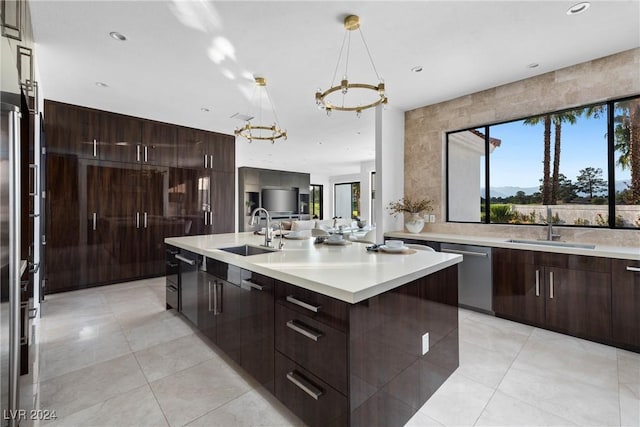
top-left (315, 15), bottom-right (388, 116)
top-left (235, 77), bottom-right (287, 144)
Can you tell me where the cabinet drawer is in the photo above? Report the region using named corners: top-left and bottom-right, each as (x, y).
top-left (166, 283), bottom-right (179, 310)
top-left (275, 304), bottom-right (348, 395)
top-left (274, 352), bottom-right (348, 427)
top-left (535, 252), bottom-right (610, 273)
top-left (275, 281), bottom-right (348, 332)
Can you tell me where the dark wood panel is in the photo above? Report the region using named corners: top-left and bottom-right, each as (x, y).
top-left (493, 248), bottom-right (545, 324)
top-left (142, 120), bottom-right (177, 166)
top-left (545, 267), bottom-right (611, 340)
top-left (275, 304), bottom-right (348, 395)
top-left (535, 252), bottom-right (611, 273)
top-left (100, 112), bottom-right (142, 163)
top-left (177, 127), bottom-right (207, 169)
top-left (274, 352), bottom-right (348, 427)
top-left (212, 133), bottom-right (235, 172)
top-left (197, 271), bottom-right (217, 343)
top-left (612, 259), bottom-right (640, 349)
top-left (212, 171), bottom-right (234, 233)
top-left (44, 100), bottom-right (101, 158)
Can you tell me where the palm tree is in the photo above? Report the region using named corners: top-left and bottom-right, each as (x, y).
top-left (585, 100), bottom-right (640, 204)
top-left (551, 112), bottom-right (579, 202)
top-left (524, 114), bottom-right (552, 204)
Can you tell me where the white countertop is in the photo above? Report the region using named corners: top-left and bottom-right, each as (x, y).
top-left (165, 233), bottom-right (462, 304)
top-left (384, 231), bottom-right (640, 260)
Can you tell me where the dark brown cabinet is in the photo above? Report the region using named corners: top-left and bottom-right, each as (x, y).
top-left (177, 128), bottom-right (235, 172)
top-left (612, 259), bottom-right (640, 350)
top-left (44, 100), bottom-right (235, 293)
top-left (493, 248), bottom-right (612, 342)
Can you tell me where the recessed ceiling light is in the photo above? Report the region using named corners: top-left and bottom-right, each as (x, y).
top-left (411, 66), bottom-right (423, 73)
top-left (200, 107), bottom-right (210, 112)
top-left (527, 63), bottom-right (539, 69)
top-left (109, 31), bottom-right (127, 41)
top-left (95, 82), bottom-right (108, 88)
top-left (566, 2), bottom-right (590, 15)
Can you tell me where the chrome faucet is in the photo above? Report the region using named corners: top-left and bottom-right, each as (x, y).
top-left (250, 208), bottom-right (272, 247)
top-left (545, 206), bottom-right (561, 241)
top-left (276, 222), bottom-right (285, 250)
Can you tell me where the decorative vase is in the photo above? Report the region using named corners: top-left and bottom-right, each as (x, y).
top-left (405, 212), bottom-right (425, 234)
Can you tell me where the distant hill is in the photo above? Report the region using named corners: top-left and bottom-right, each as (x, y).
top-left (483, 181), bottom-right (630, 198)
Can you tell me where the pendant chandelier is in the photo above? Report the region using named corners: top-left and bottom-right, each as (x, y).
top-left (235, 77), bottom-right (287, 144)
top-left (315, 15), bottom-right (388, 116)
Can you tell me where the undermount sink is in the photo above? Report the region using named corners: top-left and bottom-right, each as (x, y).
top-left (219, 245), bottom-right (277, 256)
top-left (506, 239), bottom-right (596, 250)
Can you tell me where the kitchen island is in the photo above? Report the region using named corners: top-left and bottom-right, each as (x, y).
top-left (165, 232), bottom-right (462, 427)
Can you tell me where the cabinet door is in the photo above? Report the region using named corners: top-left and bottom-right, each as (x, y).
top-left (174, 168), bottom-right (209, 235)
top-left (216, 280), bottom-right (243, 363)
top-left (45, 154), bottom-right (81, 292)
top-left (492, 249), bottom-right (544, 324)
top-left (612, 259), bottom-right (640, 348)
top-left (545, 267), bottom-right (611, 340)
top-left (100, 113), bottom-right (142, 163)
top-left (239, 273), bottom-right (275, 390)
top-left (211, 171), bottom-right (234, 233)
top-left (177, 128), bottom-right (207, 169)
top-left (198, 271), bottom-right (217, 342)
top-left (83, 164), bottom-right (112, 286)
top-left (212, 134), bottom-right (235, 172)
top-left (138, 164), bottom-right (168, 277)
top-left (143, 121), bottom-right (177, 166)
top-left (45, 101), bottom-right (101, 158)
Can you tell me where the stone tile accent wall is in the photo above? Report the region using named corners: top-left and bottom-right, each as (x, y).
top-left (404, 48), bottom-right (640, 247)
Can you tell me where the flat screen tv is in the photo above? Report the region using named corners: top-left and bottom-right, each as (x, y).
top-left (261, 188), bottom-right (298, 213)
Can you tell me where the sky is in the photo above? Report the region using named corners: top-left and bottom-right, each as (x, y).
top-left (486, 104), bottom-right (631, 189)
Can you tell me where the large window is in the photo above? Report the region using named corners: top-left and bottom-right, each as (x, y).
top-left (446, 95), bottom-right (640, 229)
top-left (310, 184), bottom-right (323, 219)
top-left (334, 182), bottom-right (360, 219)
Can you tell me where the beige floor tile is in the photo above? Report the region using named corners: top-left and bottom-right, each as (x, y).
top-left (150, 359), bottom-right (252, 427)
top-left (458, 317), bottom-right (530, 358)
top-left (497, 363), bottom-right (620, 426)
top-left (42, 385), bottom-right (168, 427)
top-left (618, 349), bottom-right (640, 385)
top-left (122, 309), bottom-right (194, 352)
top-left (416, 371), bottom-right (495, 426)
top-left (185, 389), bottom-right (304, 427)
top-left (475, 390), bottom-right (578, 426)
top-left (134, 334), bottom-right (216, 382)
top-left (457, 339), bottom-right (515, 388)
top-left (404, 410), bottom-right (445, 426)
top-left (38, 354), bottom-right (147, 420)
top-left (620, 383), bottom-right (640, 427)
top-left (39, 328), bottom-right (132, 381)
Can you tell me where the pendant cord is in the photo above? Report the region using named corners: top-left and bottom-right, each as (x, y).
top-left (358, 27), bottom-right (381, 81)
top-left (330, 30), bottom-right (348, 88)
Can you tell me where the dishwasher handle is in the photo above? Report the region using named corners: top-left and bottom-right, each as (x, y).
top-left (441, 248), bottom-right (488, 257)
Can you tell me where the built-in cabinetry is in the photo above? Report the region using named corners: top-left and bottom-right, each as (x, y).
top-left (44, 100), bottom-right (235, 293)
top-left (493, 248), bottom-right (612, 343)
top-left (611, 259), bottom-right (640, 350)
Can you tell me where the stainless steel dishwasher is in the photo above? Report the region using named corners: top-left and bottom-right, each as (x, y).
top-left (440, 243), bottom-right (493, 313)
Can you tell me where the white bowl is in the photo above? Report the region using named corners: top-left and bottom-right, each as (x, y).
top-left (385, 240), bottom-right (404, 248)
top-left (328, 234), bottom-right (344, 242)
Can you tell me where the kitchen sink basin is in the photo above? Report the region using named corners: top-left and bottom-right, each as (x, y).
top-left (506, 239), bottom-right (596, 249)
top-left (220, 245), bottom-right (277, 256)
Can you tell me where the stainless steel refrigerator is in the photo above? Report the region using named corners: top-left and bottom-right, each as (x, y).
top-left (1, 101), bottom-right (22, 427)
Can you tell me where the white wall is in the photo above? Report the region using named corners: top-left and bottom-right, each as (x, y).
top-left (375, 105), bottom-right (404, 242)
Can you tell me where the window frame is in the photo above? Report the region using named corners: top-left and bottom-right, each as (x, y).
top-left (445, 94), bottom-right (639, 230)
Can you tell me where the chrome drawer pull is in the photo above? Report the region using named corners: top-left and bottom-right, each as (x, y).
top-left (286, 371), bottom-right (323, 400)
top-left (166, 285), bottom-right (178, 293)
top-left (175, 254), bottom-right (196, 265)
top-left (549, 272), bottom-right (554, 299)
top-left (626, 266), bottom-right (640, 272)
top-left (286, 295), bottom-right (321, 313)
top-left (241, 279), bottom-right (264, 291)
top-left (286, 320), bottom-right (323, 342)
top-left (535, 269), bottom-right (540, 297)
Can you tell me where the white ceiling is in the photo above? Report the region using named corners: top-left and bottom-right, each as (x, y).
top-left (30, 1), bottom-right (640, 176)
